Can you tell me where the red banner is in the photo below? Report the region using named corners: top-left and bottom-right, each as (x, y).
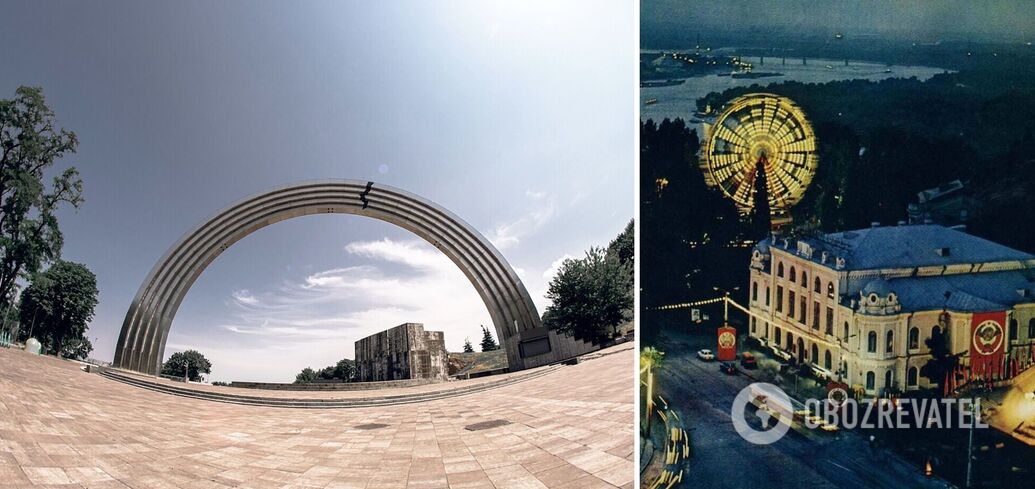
top-left (970, 311), bottom-right (1007, 381)
top-left (717, 326), bottom-right (737, 361)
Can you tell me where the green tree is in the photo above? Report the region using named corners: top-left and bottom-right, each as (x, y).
top-left (0, 87), bottom-right (84, 310)
top-left (295, 367), bottom-right (318, 384)
top-left (607, 219), bottom-right (634, 268)
top-left (463, 337), bottom-right (474, 353)
top-left (332, 358), bottom-right (355, 382)
top-left (480, 325), bottom-right (499, 352)
top-left (640, 346), bottom-right (665, 370)
top-left (161, 350), bottom-right (212, 382)
top-left (18, 260), bottom-right (98, 356)
top-left (543, 247), bottom-right (634, 343)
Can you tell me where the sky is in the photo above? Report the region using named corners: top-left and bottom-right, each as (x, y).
top-left (0, 1), bottom-right (636, 382)
top-left (642, 0), bottom-right (1035, 40)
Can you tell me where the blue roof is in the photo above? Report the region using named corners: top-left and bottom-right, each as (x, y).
top-left (804, 225), bottom-right (1034, 271)
top-left (845, 270), bottom-right (1035, 313)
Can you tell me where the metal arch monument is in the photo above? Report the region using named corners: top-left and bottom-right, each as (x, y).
top-left (113, 180), bottom-right (577, 376)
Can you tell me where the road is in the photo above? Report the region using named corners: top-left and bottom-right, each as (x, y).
top-left (650, 328), bottom-right (952, 489)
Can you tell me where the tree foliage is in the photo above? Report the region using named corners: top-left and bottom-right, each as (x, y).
top-left (543, 247), bottom-right (634, 344)
top-left (607, 219), bottom-right (635, 268)
top-left (480, 325), bottom-right (499, 352)
top-left (463, 337), bottom-right (474, 353)
top-left (294, 367), bottom-right (318, 384)
top-left (161, 349), bottom-right (212, 382)
top-left (18, 260), bottom-right (97, 357)
top-left (295, 357), bottom-right (356, 383)
top-left (0, 86), bottom-right (84, 308)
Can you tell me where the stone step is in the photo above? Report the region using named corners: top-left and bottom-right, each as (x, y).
top-left (97, 365), bottom-right (562, 409)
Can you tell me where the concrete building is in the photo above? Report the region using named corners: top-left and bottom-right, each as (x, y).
top-left (355, 323), bottom-right (449, 382)
top-left (747, 224), bottom-right (1035, 396)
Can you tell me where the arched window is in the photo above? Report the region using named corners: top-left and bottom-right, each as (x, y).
top-left (1010, 319), bottom-right (1018, 341)
top-left (843, 321), bottom-right (850, 341)
top-left (885, 370), bottom-right (894, 391)
top-left (801, 271), bottom-right (808, 287)
top-left (811, 343), bottom-right (818, 363)
top-left (752, 282), bottom-right (759, 302)
top-left (1029, 319), bottom-right (1035, 339)
top-left (866, 371), bottom-right (876, 390)
top-left (907, 367), bottom-right (919, 387)
top-left (777, 262), bottom-right (784, 278)
top-left (885, 330), bottom-right (894, 355)
top-left (789, 266), bottom-right (796, 282)
top-left (824, 350), bottom-right (832, 370)
top-left (827, 282), bottom-right (835, 298)
top-left (867, 331), bottom-right (877, 353)
top-left (908, 327), bottom-right (920, 350)
top-left (814, 277), bottom-right (822, 293)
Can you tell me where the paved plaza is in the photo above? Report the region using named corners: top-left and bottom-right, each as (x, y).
top-left (0, 345), bottom-right (634, 489)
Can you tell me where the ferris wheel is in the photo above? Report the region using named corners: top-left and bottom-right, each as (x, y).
top-left (699, 93), bottom-right (818, 224)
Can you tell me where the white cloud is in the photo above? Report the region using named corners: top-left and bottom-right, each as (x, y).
top-left (177, 238), bottom-right (493, 383)
top-left (543, 254), bottom-right (575, 281)
top-left (231, 289), bottom-right (259, 306)
top-left (486, 190), bottom-right (556, 250)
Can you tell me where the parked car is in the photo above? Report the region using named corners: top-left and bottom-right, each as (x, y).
top-left (720, 362), bottom-right (738, 375)
top-left (740, 352), bottom-right (758, 369)
top-left (696, 349), bottom-right (715, 361)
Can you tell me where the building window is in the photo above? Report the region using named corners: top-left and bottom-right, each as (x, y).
top-left (814, 277), bottom-right (821, 293)
top-left (801, 271), bottom-right (808, 288)
top-left (1029, 319), bottom-right (1035, 339)
top-left (827, 282), bottom-right (835, 298)
top-left (908, 327), bottom-right (920, 350)
top-left (843, 321), bottom-right (850, 342)
top-left (752, 282), bottom-right (758, 302)
top-left (824, 350), bottom-right (832, 370)
top-left (786, 332), bottom-right (793, 350)
top-left (777, 262), bottom-right (784, 278)
top-left (825, 307), bottom-right (834, 335)
top-left (812, 302), bottom-right (820, 330)
top-left (789, 266), bottom-right (796, 282)
top-left (885, 370), bottom-right (894, 391)
top-left (764, 322), bottom-right (769, 339)
top-left (765, 286), bottom-right (770, 306)
top-left (867, 331), bottom-right (877, 353)
top-left (907, 367), bottom-right (919, 387)
top-left (1010, 319), bottom-right (1018, 341)
top-left (775, 327), bottom-right (782, 345)
top-left (751, 317), bottom-right (757, 333)
top-left (810, 344), bottom-right (818, 364)
top-left (799, 297), bottom-right (807, 324)
top-left (776, 286), bottom-right (783, 312)
top-left (886, 330), bottom-right (894, 355)
top-left (788, 290), bottom-right (795, 317)
top-left (866, 371), bottom-right (875, 390)
top-left (842, 361), bottom-right (849, 380)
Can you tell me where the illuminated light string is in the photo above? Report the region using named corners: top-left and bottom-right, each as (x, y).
top-left (651, 295), bottom-right (842, 349)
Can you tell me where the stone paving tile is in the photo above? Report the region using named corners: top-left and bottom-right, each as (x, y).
top-left (0, 345), bottom-right (633, 488)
